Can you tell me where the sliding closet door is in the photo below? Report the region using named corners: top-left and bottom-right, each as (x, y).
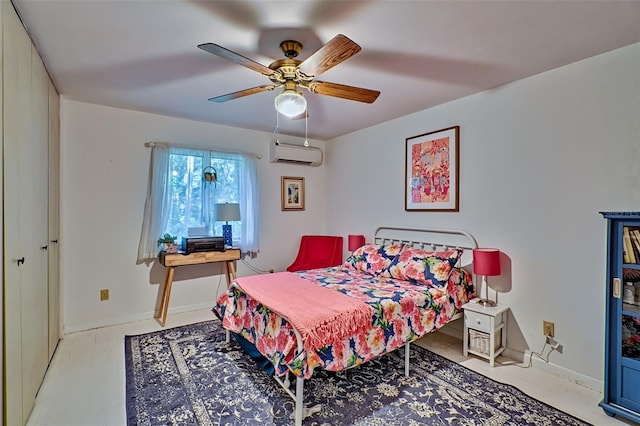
top-left (3, 3), bottom-right (50, 423)
top-left (23, 43), bottom-right (51, 403)
top-left (3, 3), bottom-right (32, 423)
top-left (48, 80), bottom-right (61, 358)
top-left (0, 2), bottom-right (4, 422)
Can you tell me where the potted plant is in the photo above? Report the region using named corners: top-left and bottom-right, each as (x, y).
top-left (157, 233), bottom-right (179, 253)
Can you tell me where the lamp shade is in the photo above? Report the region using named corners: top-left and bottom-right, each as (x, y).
top-left (473, 248), bottom-right (501, 276)
top-left (214, 203), bottom-right (240, 222)
top-left (348, 234), bottom-right (366, 251)
top-left (274, 89), bottom-right (307, 118)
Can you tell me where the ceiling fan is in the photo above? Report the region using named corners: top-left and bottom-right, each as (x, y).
top-left (197, 34), bottom-right (380, 117)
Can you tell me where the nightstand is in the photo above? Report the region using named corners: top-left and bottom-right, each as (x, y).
top-left (462, 300), bottom-right (509, 367)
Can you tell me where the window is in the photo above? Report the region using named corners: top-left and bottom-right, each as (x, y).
top-left (137, 144), bottom-right (259, 262)
top-left (166, 151), bottom-right (239, 239)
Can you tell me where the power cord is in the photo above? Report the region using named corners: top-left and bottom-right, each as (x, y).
top-left (215, 273), bottom-right (224, 295)
top-left (240, 259), bottom-right (271, 275)
top-left (518, 337), bottom-right (559, 368)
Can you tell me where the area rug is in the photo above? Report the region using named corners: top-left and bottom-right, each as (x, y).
top-left (125, 320), bottom-right (591, 425)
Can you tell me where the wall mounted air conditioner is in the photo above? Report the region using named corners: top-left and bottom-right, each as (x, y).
top-left (269, 142), bottom-right (323, 166)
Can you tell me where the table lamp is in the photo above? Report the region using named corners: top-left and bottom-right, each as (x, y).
top-left (348, 234), bottom-right (366, 252)
top-left (215, 202), bottom-right (240, 247)
top-left (472, 248), bottom-right (501, 306)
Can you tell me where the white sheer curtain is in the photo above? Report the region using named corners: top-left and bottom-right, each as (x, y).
top-left (137, 144), bottom-right (259, 263)
top-left (238, 155), bottom-right (259, 255)
top-left (208, 150), bottom-right (260, 256)
top-left (137, 144), bottom-right (172, 262)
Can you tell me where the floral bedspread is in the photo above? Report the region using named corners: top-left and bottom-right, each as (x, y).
top-left (214, 265), bottom-right (473, 379)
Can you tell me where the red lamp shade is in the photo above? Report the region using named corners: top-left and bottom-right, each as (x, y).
top-left (348, 234), bottom-right (366, 251)
top-left (473, 248), bottom-right (501, 276)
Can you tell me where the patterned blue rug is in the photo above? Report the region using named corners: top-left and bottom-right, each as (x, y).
top-left (125, 320), bottom-right (591, 425)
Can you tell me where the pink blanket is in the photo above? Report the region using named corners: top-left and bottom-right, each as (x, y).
top-left (234, 272), bottom-right (373, 352)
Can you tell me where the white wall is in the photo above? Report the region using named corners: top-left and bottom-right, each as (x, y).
top-left (60, 100), bottom-right (327, 332)
top-left (325, 43), bottom-right (640, 383)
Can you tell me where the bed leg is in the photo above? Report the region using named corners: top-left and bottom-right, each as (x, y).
top-left (295, 376), bottom-right (304, 426)
top-left (225, 330), bottom-right (230, 343)
top-left (405, 342), bottom-right (410, 377)
top-left (284, 372), bottom-right (291, 389)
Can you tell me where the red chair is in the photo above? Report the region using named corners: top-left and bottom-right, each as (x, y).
top-left (286, 235), bottom-right (344, 272)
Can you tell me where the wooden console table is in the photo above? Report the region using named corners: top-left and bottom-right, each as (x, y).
top-left (157, 249), bottom-right (241, 326)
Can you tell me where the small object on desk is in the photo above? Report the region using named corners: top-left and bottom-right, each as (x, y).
top-left (157, 233), bottom-right (179, 253)
top-left (157, 248), bottom-right (240, 327)
top-left (215, 203), bottom-right (241, 247)
top-left (182, 236), bottom-right (225, 253)
top-left (163, 243), bottom-right (179, 253)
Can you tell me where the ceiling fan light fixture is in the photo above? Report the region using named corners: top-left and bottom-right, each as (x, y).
top-left (274, 89), bottom-right (307, 118)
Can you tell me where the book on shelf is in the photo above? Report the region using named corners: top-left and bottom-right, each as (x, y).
top-left (631, 229), bottom-right (640, 264)
top-left (623, 227), bottom-right (637, 264)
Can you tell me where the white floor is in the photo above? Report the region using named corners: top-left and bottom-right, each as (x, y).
top-left (27, 309), bottom-right (634, 426)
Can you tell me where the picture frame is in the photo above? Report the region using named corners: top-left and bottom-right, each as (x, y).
top-left (281, 176), bottom-right (305, 211)
top-left (405, 126), bottom-right (459, 212)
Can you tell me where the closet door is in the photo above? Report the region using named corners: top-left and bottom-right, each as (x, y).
top-left (48, 80), bottom-right (61, 358)
top-left (25, 43), bottom-right (51, 393)
top-left (3, 3), bottom-right (50, 424)
top-left (0, 1), bottom-right (4, 422)
top-left (3, 4), bottom-right (32, 423)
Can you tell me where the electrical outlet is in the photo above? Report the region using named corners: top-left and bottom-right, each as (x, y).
top-left (100, 289), bottom-right (109, 301)
top-left (543, 320), bottom-right (554, 337)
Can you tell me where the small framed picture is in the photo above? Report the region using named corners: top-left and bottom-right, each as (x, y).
top-left (405, 126), bottom-right (460, 212)
top-left (281, 176), bottom-right (305, 211)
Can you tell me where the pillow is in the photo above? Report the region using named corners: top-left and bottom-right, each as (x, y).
top-left (387, 246), bottom-right (463, 287)
top-left (344, 244), bottom-right (404, 276)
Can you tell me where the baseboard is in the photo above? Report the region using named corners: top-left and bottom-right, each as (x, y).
top-left (62, 301), bottom-right (215, 335)
top-left (503, 347), bottom-right (603, 392)
top-left (433, 319), bottom-right (603, 393)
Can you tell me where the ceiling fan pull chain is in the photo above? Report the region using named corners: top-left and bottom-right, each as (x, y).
top-left (274, 110), bottom-right (280, 145)
top-left (304, 114), bottom-right (309, 147)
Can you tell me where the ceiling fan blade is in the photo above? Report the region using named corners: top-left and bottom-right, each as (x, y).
top-left (208, 85), bottom-right (277, 102)
top-left (306, 81), bottom-right (380, 103)
top-left (298, 34), bottom-right (361, 77)
top-left (198, 43), bottom-right (277, 76)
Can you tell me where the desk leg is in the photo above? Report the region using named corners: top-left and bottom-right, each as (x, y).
top-left (158, 266), bottom-right (175, 327)
top-left (224, 260), bottom-right (237, 287)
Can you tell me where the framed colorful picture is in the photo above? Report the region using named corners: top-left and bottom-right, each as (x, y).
top-left (281, 176), bottom-right (305, 211)
top-left (405, 126), bottom-right (459, 211)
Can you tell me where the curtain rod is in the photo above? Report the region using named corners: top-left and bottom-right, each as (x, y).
top-left (144, 141), bottom-right (262, 159)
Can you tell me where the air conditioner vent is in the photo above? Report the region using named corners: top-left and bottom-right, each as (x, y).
top-left (269, 142), bottom-right (323, 166)
top-left (276, 158), bottom-right (313, 165)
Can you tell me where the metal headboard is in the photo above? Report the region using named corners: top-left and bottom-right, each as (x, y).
top-left (373, 226), bottom-right (478, 266)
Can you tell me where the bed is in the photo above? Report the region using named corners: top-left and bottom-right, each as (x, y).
top-left (213, 226), bottom-right (478, 425)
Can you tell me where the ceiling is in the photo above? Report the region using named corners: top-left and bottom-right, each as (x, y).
top-left (12, 0), bottom-right (640, 141)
